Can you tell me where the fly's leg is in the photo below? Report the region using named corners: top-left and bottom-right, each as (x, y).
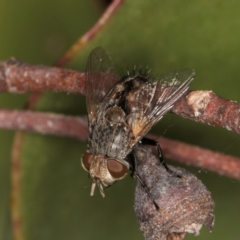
top-left (141, 137), bottom-right (181, 178)
top-left (129, 153), bottom-right (159, 210)
top-left (141, 137), bottom-right (171, 172)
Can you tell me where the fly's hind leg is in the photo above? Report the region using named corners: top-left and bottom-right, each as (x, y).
top-left (128, 153), bottom-right (159, 210)
top-left (141, 137), bottom-right (171, 172)
top-left (141, 137), bottom-right (181, 178)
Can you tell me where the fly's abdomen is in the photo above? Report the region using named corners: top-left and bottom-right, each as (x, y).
top-left (89, 106), bottom-right (131, 160)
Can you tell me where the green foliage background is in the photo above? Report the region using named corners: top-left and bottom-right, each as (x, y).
top-left (1, 0), bottom-right (240, 239)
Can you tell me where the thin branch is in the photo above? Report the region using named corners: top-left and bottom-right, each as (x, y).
top-left (0, 109), bottom-right (88, 141)
top-left (54, 0), bottom-right (124, 67)
top-left (1, 60), bottom-right (240, 136)
top-left (173, 90), bottom-right (240, 135)
top-left (0, 58), bottom-right (85, 94)
top-left (0, 109), bottom-right (240, 180)
top-left (154, 136), bottom-right (240, 180)
top-left (11, 132), bottom-right (24, 240)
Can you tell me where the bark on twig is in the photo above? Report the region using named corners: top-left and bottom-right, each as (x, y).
top-left (1, 59), bottom-right (240, 181)
top-left (173, 90), bottom-right (240, 135)
top-left (1, 60), bottom-right (240, 137)
top-left (0, 58), bottom-right (85, 94)
top-left (0, 109), bottom-right (88, 141)
top-left (155, 137), bottom-right (240, 180)
top-left (0, 109), bottom-right (240, 180)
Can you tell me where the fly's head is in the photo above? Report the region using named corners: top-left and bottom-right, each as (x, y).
top-left (81, 152), bottom-right (129, 197)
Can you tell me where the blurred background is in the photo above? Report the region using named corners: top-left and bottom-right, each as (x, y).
top-left (0, 0), bottom-right (240, 239)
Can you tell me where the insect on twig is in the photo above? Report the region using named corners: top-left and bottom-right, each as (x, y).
top-left (81, 46), bottom-right (194, 204)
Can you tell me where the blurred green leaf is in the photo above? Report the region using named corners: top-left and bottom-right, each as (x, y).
top-left (1, 0), bottom-right (240, 239)
top-left (0, 0), bottom-right (99, 239)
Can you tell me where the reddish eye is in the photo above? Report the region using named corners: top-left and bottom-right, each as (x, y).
top-left (81, 152), bottom-right (94, 171)
top-left (107, 159), bottom-right (128, 179)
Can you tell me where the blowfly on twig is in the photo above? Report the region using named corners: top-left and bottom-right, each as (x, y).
top-left (81, 46), bottom-right (194, 198)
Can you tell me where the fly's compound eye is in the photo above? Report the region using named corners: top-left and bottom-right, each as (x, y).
top-left (107, 159), bottom-right (128, 179)
top-left (81, 152), bottom-right (94, 171)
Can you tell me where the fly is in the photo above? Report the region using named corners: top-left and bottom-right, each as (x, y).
top-left (81, 46), bottom-right (194, 198)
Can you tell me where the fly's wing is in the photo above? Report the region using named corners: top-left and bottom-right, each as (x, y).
top-left (85, 46), bottom-right (119, 122)
top-left (149, 69), bottom-right (195, 120)
top-left (129, 69), bottom-right (195, 139)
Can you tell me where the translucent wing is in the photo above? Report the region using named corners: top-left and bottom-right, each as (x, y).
top-left (149, 68), bottom-right (195, 121)
top-left (85, 46), bottom-right (119, 122)
top-left (128, 69), bottom-right (195, 140)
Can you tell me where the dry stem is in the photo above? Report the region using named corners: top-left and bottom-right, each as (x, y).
top-left (0, 109), bottom-right (239, 180)
top-left (1, 59), bottom-right (240, 136)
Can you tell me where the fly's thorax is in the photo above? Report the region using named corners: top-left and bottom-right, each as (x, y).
top-left (106, 82), bottom-right (125, 105)
top-left (81, 152), bottom-right (129, 187)
top-left (126, 82), bottom-right (155, 109)
top-left (104, 106), bottom-right (126, 124)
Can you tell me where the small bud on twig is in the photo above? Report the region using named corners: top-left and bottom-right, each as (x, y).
top-left (134, 147), bottom-right (215, 240)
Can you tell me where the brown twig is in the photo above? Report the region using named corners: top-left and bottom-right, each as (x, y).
top-left (173, 90), bottom-right (240, 135)
top-left (0, 109), bottom-right (88, 141)
top-left (54, 0), bottom-right (124, 67)
top-left (0, 58), bottom-right (85, 94)
top-left (0, 109), bottom-right (240, 180)
top-left (10, 132), bottom-right (24, 240)
top-left (155, 137), bottom-right (240, 180)
top-left (1, 60), bottom-right (240, 137)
